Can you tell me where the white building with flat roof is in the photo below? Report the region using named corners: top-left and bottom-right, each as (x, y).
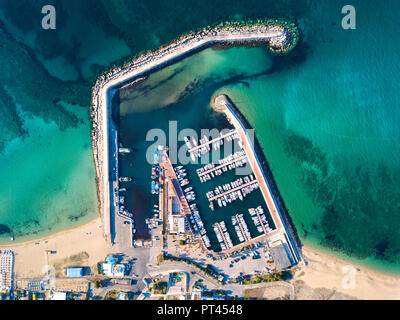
top-left (0, 250), bottom-right (14, 291)
top-left (102, 263), bottom-right (126, 277)
top-left (168, 215), bottom-right (187, 235)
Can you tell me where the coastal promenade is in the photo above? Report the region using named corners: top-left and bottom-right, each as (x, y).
top-left (91, 23), bottom-right (291, 243)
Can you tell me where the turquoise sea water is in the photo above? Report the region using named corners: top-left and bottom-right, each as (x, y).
top-left (0, 0), bottom-right (399, 274)
top-left (0, 102), bottom-right (97, 242)
top-left (222, 2), bottom-right (400, 274)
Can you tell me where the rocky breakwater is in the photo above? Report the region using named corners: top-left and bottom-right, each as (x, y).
top-left (90, 19), bottom-right (300, 242)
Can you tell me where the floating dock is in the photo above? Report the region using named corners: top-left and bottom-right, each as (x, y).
top-left (208, 180), bottom-right (259, 202)
top-left (233, 214), bottom-right (250, 242)
top-left (198, 155), bottom-right (248, 177)
top-left (188, 130), bottom-right (237, 154)
top-left (213, 222), bottom-right (229, 251)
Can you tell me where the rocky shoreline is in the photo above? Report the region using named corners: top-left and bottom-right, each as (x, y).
top-left (90, 19), bottom-right (300, 241)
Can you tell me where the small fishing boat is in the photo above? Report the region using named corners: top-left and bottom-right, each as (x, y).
top-left (184, 137), bottom-right (192, 149)
top-left (153, 149), bottom-right (159, 164)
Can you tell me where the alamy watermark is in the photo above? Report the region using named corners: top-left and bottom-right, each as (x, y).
top-left (342, 5), bottom-right (356, 30)
top-left (41, 5), bottom-right (56, 30)
top-left (145, 121), bottom-right (254, 176)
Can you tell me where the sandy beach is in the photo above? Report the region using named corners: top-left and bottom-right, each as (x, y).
top-left (0, 217), bottom-right (115, 279)
top-left (293, 246), bottom-right (400, 300)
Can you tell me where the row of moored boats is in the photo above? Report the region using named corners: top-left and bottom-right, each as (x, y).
top-left (176, 163), bottom-right (211, 249)
top-left (206, 175), bottom-right (259, 208)
top-left (207, 206), bottom-right (272, 251)
top-left (184, 135), bottom-right (210, 162)
top-left (117, 146), bottom-right (134, 231)
top-left (212, 221), bottom-right (233, 251)
top-left (248, 206), bottom-right (273, 234)
top-left (196, 150), bottom-right (248, 183)
top-left (174, 165), bottom-right (190, 187)
top-left (117, 194), bottom-right (133, 219)
top-left (187, 203), bottom-right (211, 248)
top-left (185, 130), bottom-right (240, 162)
top-left (232, 214), bottom-right (251, 243)
top-left (176, 166), bottom-right (196, 202)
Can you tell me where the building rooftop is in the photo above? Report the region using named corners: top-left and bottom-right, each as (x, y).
top-left (105, 255), bottom-right (117, 264)
top-left (103, 262), bottom-right (125, 277)
top-left (0, 250), bottom-right (14, 291)
top-left (117, 292), bottom-right (129, 300)
top-left (269, 243), bottom-right (292, 270)
top-left (64, 267), bottom-right (84, 278)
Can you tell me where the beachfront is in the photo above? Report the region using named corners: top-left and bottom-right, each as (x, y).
top-left (2, 217), bottom-right (400, 300)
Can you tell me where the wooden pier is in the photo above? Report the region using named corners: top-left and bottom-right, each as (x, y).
top-left (215, 222), bottom-right (229, 249)
top-left (208, 180), bottom-right (259, 202)
top-left (198, 155), bottom-right (248, 177)
top-left (253, 209), bottom-right (268, 234)
top-left (188, 129), bottom-right (237, 154)
top-left (234, 214), bottom-right (250, 242)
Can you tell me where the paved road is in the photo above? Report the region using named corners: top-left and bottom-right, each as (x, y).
top-left (148, 262), bottom-right (244, 297)
top-left (148, 261), bottom-right (295, 299)
top-left (123, 247), bottom-right (150, 296)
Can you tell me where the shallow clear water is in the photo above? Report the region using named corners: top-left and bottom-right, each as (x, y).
top-left (0, 102), bottom-right (97, 243)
